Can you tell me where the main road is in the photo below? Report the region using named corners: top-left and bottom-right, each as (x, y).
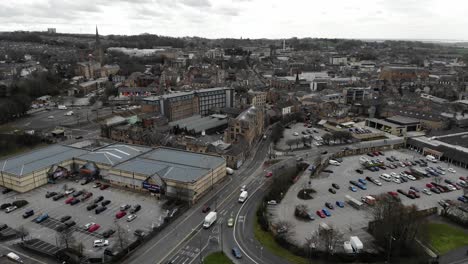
top-left (121, 129), bottom-right (275, 264)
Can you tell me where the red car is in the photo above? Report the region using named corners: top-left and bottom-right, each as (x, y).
top-left (116, 211), bottom-right (127, 219)
top-left (408, 190), bottom-right (420, 198)
top-left (426, 183), bottom-right (434, 188)
top-left (373, 151), bottom-right (380, 156)
top-left (460, 177), bottom-right (466, 181)
top-left (65, 197), bottom-right (75, 204)
top-left (100, 184), bottom-right (110, 190)
top-left (316, 210), bottom-right (326, 218)
top-left (202, 205), bottom-right (211, 213)
top-left (81, 192), bottom-right (93, 201)
top-left (88, 224), bottom-right (100, 232)
top-left (265, 171), bottom-right (273, 178)
top-left (388, 191), bottom-right (398, 198)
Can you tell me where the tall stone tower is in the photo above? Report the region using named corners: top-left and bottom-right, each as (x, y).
top-left (94, 26), bottom-right (103, 65)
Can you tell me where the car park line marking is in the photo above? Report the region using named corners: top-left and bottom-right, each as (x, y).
top-left (0, 244), bottom-right (49, 264)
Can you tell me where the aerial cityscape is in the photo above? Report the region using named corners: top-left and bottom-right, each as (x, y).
top-left (0, 1), bottom-right (468, 264)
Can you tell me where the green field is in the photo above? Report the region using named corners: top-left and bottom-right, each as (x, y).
top-left (254, 215), bottom-right (309, 264)
top-left (203, 251), bottom-right (233, 264)
top-left (428, 222), bottom-right (468, 254)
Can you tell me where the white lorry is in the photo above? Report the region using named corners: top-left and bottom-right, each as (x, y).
top-left (350, 236), bottom-right (363, 252)
top-left (238, 191), bottom-right (248, 203)
top-left (203, 212), bottom-right (217, 229)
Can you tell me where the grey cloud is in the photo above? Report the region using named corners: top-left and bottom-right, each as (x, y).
top-left (218, 7), bottom-right (240, 17)
top-left (179, 0), bottom-right (211, 8)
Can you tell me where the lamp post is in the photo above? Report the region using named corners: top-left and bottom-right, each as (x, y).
top-left (387, 235), bottom-right (396, 263)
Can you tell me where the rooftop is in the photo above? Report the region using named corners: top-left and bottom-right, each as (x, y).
top-left (386, 115), bottom-right (421, 125)
top-left (0, 145), bottom-right (88, 177)
top-left (114, 147), bottom-right (225, 183)
top-left (77, 143), bottom-right (152, 166)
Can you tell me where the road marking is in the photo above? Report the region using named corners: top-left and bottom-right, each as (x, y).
top-left (233, 181), bottom-right (265, 264)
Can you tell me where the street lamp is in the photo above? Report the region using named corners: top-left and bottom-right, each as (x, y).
top-left (387, 235), bottom-right (396, 263)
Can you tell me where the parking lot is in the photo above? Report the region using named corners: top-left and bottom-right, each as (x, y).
top-left (271, 148), bottom-right (467, 246)
top-left (276, 122), bottom-right (328, 151)
top-left (0, 180), bottom-right (164, 258)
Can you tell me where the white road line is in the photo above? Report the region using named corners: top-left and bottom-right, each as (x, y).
top-left (0, 244), bottom-right (49, 264)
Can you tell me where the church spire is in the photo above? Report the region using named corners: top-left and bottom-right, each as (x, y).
top-left (95, 25), bottom-right (100, 44)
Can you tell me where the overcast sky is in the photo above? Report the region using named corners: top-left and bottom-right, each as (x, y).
top-left (1, 0), bottom-right (467, 41)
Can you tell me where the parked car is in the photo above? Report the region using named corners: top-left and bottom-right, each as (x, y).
top-left (422, 189), bottom-right (432, 195)
top-left (65, 220), bottom-right (76, 227)
top-left (1, 188), bottom-right (12, 194)
top-left (45, 192), bottom-right (57, 198)
top-left (316, 210), bottom-right (326, 218)
top-left (134, 229), bottom-right (146, 237)
top-left (325, 202), bottom-right (334, 210)
top-left (35, 213), bottom-right (49, 223)
top-left (65, 197), bottom-right (75, 204)
top-left (328, 188), bottom-right (336, 194)
top-left (127, 214), bottom-right (137, 222)
top-left (349, 186), bottom-right (357, 192)
top-left (93, 239), bottom-right (109, 248)
top-left (88, 224), bottom-right (101, 233)
top-left (336, 201), bottom-right (345, 208)
top-left (322, 208), bottom-right (331, 217)
top-left (22, 209), bottom-right (34, 218)
top-left (101, 200), bottom-right (111, 206)
top-left (267, 200), bottom-right (277, 205)
top-left (5, 206), bottom-right (17, 213)
top-left (116, 211), bottom-right (127, 219)
top-left (130, 204), bottom-right (141, 214)
top-left (93, 183), bottom-right (101, 188)
top-left (70, 199), bottom-right (80, 205)
top-left (430, 187), bottom-right (441, 194)
top-left (93, 196), bottom-right (104, 203)
top-left (358, 178), bottom-right (367, 185)
top-left (72, 191), bottom-right (83, 198)
top-left (60, 215), bottom-right (71, 222)
top-left (81, 192), bottom-right (93, 201)
top-left (100, 184), bottom-right (110, 190)
top-left (355, 169), bottom-right (364, 174)
top-left (331, 183), bottom-right (340, 189)
top-left (87, 204), bottom-right (98, 211)
top-left (102, 229), bottom-right (115, 238)
top-left (95, 206), bottom-right (107, 214)
top-left (120, 204), bottom-right (131, 211)
top-left (52, 193), bottom-right (64, 201)
top-left (64, 188), bottom-right (75, 195)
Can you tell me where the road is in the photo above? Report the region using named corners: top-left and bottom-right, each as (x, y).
top-left (121, 130), bottom-right (274, 264)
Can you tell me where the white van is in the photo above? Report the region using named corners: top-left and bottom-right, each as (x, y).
top-left (226, 167), bottom-right (234, 175)
top-left (380, 173), bottom-right (392, 182)
top-left (426, 155), bottom-right (438, 163)
top-left (329, 160), bottom-right (340, 166)
top-left (58, 105), bottom-right (67, 110)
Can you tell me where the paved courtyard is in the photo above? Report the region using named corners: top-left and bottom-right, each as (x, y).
top-left (271, 148), bottom-right (467, 247)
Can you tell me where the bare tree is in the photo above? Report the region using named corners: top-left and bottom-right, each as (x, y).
top-left (115, 222), bottom-right (129, 251)
top-left (17, 225), bottom-right (29, 241)
top-left (57, 230), bottom-right (75, 249)
top-left (309, 224), bottom-right (343, 255)
top-left (286, 139), bottom-right (294, 150)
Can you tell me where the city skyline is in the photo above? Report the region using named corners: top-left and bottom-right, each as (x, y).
top-left (1, 0), bottom-right (468, 40)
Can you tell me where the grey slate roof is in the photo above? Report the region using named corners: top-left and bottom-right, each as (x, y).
top-left (0, 145), bottom-right (88, 177)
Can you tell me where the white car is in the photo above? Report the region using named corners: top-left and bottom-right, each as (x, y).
top-left (267, 200), bottom-right (278, 205)
top-left (406, 174), bottom-right (416, 181)
top-left (5, 206), bottom-right (18, 213)
top-left (127, 214), bottom-right (137, 222)
top-left (293, 132), bottom-right (299, 136)
top-left (380, 174), bottom-right (392, 182)
top-left (84, 222), bottom-right (96, 229)
top-left (93, 239), bottom-right (109, 247)
top-left (400, 172), bottom-right (407, 177)
top-left (392, 178), bottom-right (401, 184)
top-left (447, 168), bottom-right (456, 173)
top-left (390, 172), bottom-right (397, 177)
top-left (65, 189), bottom-right (75, 195)
top-left (47, 115), bottom-right (54, 119)
top-left (373, 179), bottom-right (382, 186)
top-left (422, 189), bottom-right (432, 195)
top-left (399, 162), bottom-right (406, 167)
top-left (447, 184), bottom-right (457, 191)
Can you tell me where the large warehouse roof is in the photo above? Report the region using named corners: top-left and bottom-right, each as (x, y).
top-left (114, 148), bottom-right (225, 183)
top-left (0, 145), bottom-right (88, 177)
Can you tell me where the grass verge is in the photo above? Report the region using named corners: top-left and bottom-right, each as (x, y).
top-left (428, 222), bottom-right (468, 254)
top-left (253, 214), bottom-right (309, 264)
top-left (203, 251), bottom-right (233, 264)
